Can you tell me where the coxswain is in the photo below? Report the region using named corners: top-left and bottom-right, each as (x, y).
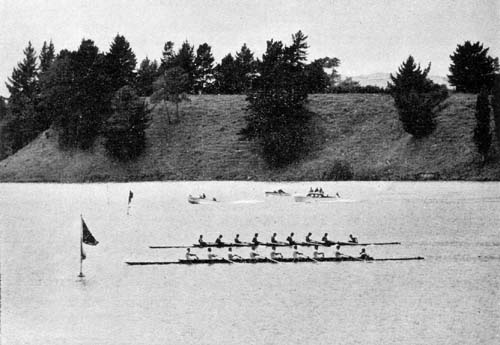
top-left (198, 235), bottom-right (207, 247)
top-left (234, 234), bottom-right (242, 244)
top-left (252, 233), bottom-right (261, 246)
top-left (322, 233), bottom-right (334, 245)
top-left (271, 233), bottom-right (278, 243)
top-left (359, 248), bottom-right (372, 260)
top-left (249, 246), bottom-right (262, 260)
top-left (286, 232), bottom-right (296, 245)
top-left (270, 246), bottom-right (283, 259)
top-left (292, 245), bottom-right (305, 260)
top-left (185, 248), bottom-right (199, 260)
top-left (313, 245), bottom-right (325, 259)
top-left (207, 247), bottom-right (219, 260)
top-left (215, 235), bottom-right (225, 246)
top-left (334, 245), bottom-right (344, 258)
top-left (228, 247), bottom-right (242, 260)
top-left (349, 234), bottom-right (358, 243)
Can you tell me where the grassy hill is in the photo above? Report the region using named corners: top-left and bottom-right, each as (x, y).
top-left (1, 93), bottom-right (499, 182)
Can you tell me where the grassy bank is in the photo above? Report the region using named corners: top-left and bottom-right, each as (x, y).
top-left (0, 93), bottom-right (499, 182)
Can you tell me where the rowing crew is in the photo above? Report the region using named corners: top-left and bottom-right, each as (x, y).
top-left (198, 232), bottom-right (359, 247)
top-left (186, 245), bottom-right (372, 261)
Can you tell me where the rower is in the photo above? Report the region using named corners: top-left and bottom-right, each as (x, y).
top-left (359, 248), bottom-right (372, 260)
top-left (234, 234), bottom-right (242, 244)
top-left (207, 248), bottom-right (219, 260)
top-left (286, 232), bottom-right (296, 245)
top-left (305, 232), bottom-right (314, 243)
top-left (349, 234), bottom-right (358, 243)
top-left (292, 245), bottom-right (305, 260)
top-left (185, 248), bottom-right (199, 260)
top-left (215, 235), bottom-right (225, 246)
top-left (198, 235), bottom-right (207, 247)
top-left (335, 245), bottom-right (344, 258)
top-left (322, 233), bottom-right (334, 245)
top-left (228, 247), bottom-right (242, 260)
top-left (252, 233), bottom-right (261, 246)
top-left (319, 187), bottom-right (324, 195)
top-left (249, 246), bottom-right (262, 260)
top-left (271, 233), bottom-right (278, 243)
top-left (313, 245), bottom-right (325, 259)
top-left (270, 246), bottom-right (283, 259)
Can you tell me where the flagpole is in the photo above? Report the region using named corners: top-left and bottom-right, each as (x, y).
top-left (78, 214), bottom-right (84, 278)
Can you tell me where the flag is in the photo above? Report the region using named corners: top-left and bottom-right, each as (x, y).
top-left (82, 217), bottom-right (99, 246)
top-left (128, 190), bottom-right (134, 205)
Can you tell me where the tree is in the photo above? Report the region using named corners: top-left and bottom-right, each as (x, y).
top-left (304, 59), bottom-right (330, 93)
top-left (214, 54), bottom-right (238, 94)
top-left (3, 41), bottom-right (41, 153)
top-left (234, 43), bottom-right (257, 92)
top-left (136, 57), bottom-right (159, 96)
top-left (104, 86), bottom-right (150, 161)
top-left (0, 97), bottom-right (6, 121)
top-left (151, 66), bottom-right (190, 123)
top-left (388, 56), bottom-right (448, 138)
top-left (194, 43), bottom-right (215, 94)
top-left (39, 40), bottom-right (55, 73)
top-left (448, 41), bottom-right (499, 93)
top-left (473, 87), bottom-right (492, 164)
top-left (239, 31), bottom-right (312, 167)
top-left (106, 34), bottom-right (137, 91)
top-left (492, 74), bottom-right (500, 148)
top-left (159, 41), bottom-right (176, 74)
top-left (174, 41), bottom-right (196, 92)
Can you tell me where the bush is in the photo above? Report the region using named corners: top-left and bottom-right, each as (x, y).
top-left (321, 160), bottom-right (353, 180)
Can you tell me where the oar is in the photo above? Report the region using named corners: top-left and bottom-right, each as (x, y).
top-left (223, 258), bottom-right (235, 264)
top-left (307, 256), bottom-right (320, 263)
top-left (264, 256), bottom-right (280, 264)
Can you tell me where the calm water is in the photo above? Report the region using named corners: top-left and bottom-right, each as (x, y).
top-left (1, 182), bottom-right (499, 345)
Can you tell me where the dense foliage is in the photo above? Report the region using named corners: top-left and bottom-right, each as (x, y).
top-left (151, 67), bottom-right (190, 123)
top-left (493, 75), bottom-right (500, 149)
top-left (104, 86), bottom-right (150, 161)
top-left (136, 57), bottom-right (159, 97)
top-left (473, 87), bottom-right (492, 163)
top-left (240, 31), bottom-right (312, 167)
top-left (448, 41), bottom-right (499, 93)
top-left (388, 56), bottom-right (448, 138)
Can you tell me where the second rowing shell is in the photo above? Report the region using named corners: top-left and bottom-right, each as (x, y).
top-left (148, 241), bottom-right (402, 249)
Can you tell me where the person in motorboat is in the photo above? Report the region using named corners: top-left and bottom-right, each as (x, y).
top-left (249, 246), bottom-right (262, 260)
top-left (359, 248), bottom-right (372, 260)
top-left (313, 245), bottom-right (325, 259)
top-left (349, 234), bottom-right (358, 243)
top-left (336, 192), bottom-right (341, 198)
top-left (286, 232), bottom-right (297, 245)
top-left (215, 235), bottom-right (225, 246)
top-left (309, 187), bottom-right (314, 193)
top-left (319, 187), bottom-right (324, 195)
top-left (185, 248), bottom-right (199, 260)
top-left (202, 193), bottom-right (206, 199)
top-left (198, 235), bottom-right (207, 247)
top-left (314, 187), bottom-right (319, 193)
top-left (270, 246), bottom-right (283, 260)
top-left (252, 233), bottom-right (261, 246)
top-left (207, 248), bottom-right (220, 260)
top-left (292, 245), bottom-right (305, 260)
top-left (234, 234), bottom-right (242, 244)
top-left (228, 247), bottom-right (242, 260)
top-left (322, 233), bottom-right (334, 245)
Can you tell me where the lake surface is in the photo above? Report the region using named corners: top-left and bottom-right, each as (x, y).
top-left (1, 182), bottom-right (499, 345)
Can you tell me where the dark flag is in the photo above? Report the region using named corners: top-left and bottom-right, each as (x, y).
top-left (82, 217), bottom-right (99, 246)
top-left (128, 190), bottom-right (134, 205)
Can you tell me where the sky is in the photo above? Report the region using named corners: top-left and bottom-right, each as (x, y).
top-left (0, 0), bottom-right (499, 97)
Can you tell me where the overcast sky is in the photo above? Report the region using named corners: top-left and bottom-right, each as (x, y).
top-left (0, 0), bottom-right (499, 97)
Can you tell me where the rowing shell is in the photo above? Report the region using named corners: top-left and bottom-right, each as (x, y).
top-left (148, 241), bottom-right (401, 249)
top-left (126, 256), bottom-right (424, 265)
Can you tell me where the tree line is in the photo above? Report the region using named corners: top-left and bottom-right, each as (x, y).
top-left (1, 33), bottom-right (499, 171)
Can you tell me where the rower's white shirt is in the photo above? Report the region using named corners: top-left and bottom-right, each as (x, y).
top-left (313, 251), bottom-right (323, 258)
top-left (292, 250), bottom-right (301, 259)
top-left (208, 253), bottom-right (218, 260)
top-left (335, 250), bottom-right (342, 258)
top-left (186, 253), bottom-right (194, 260)
top-left (250, 250), bottom-right (259, 259)
top-left (270, 251), bottom-right (281, 259)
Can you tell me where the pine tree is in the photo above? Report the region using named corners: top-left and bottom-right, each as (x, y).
top-left (304, 59), bottom-right (330, 93)
top-left (473, 87), bottom-right (492, 164)
top-left (388, 56), bottom-right (448, 138)
top-left (174, 41), bottom-right (195, 92)
top-left (159, 41), bottom-right (176, 74)
top-left (151, 67), bottom-right (190, 123)
top-left (39, 40), bottom-right (55, 73)
top-left (136, 57), bottom-right (159, 96)
top-left (194, 43), bottom-right (215, 94)
top-left (106, 34), bottom-right (137, 92)
top-left (234, 43), bottom-right (256, 92)
top-left (214, 54), bottom-right (238, 94)
top-left (4, 41), bottom-right (41, 153)
top-left (104, 86), bottom-right (150, 161)
top-left (492, 74), bottom-right (500, 148)
top-left (240, 32), bottom-right (311, 167)
top-left (448, 41), bottom-right (499, 93)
